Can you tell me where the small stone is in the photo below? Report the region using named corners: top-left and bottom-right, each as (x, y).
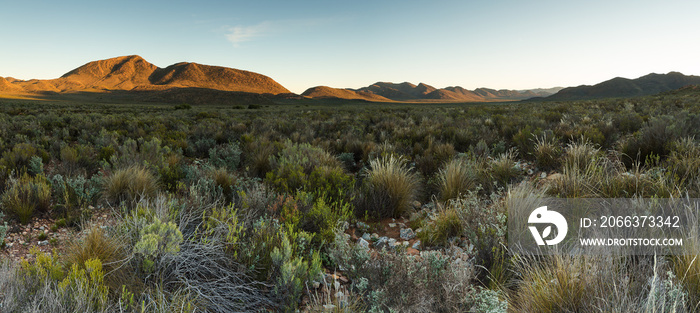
top-left (362, 233), bottom-right (371, 241)
top-left (401, 241), bottom-right (409, 246)
top-left (323, 304), bottom-right (336, 310)
top-left (375, 237), bottom-right (390, 250)
top-left (6, 243), bottom-right (13, 248)
top-left (21, 231), bottom-right (28, 236)
top-left (412, 240), bottom-right (422, 250)
top-left (527, 169), bottom-right (534, 175)
top-left (371, 233), bottom-right (379, 240)
top-left (39, 226), bottom-right (45, 231)
top-left (388, 223), bottom-right (397, 228)
top-left (38, 240), bottom-right (49, 246)
top-left (400, 228), bottom-right (416, 240)
top-left (415, 228), bottom-right (423, 233)
top-left (356, 221), bottom-right (370, 231)
top-left (357, 238), bottom-right (370, 250)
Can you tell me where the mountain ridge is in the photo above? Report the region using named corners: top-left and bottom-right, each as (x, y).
top-left (542, 72), bottom-right (700, 100)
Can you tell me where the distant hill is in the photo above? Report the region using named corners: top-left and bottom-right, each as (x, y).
top-left (303, 82), bottom-right (561, 102)
top-left (301, 86), bottom-right (391, 102)
top-left (543, 72), bottom-right (700, 100)
top-left (1, 55), bottom-right (291, 96)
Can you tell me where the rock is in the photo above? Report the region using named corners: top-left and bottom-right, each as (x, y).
top-left (388, 223), bottom-right (397, 228)
top-left (371, 233), bottom-right (379, 240)
top-left (406, 248), bottom-right (420, 256)
top-left (362, 233), bottom-right (371, 241)
top-left (401, 241), bottom-right (409, 247)
top-left (412, 240), bottom-right (421, 250)
top-left (37, 240), bottom-right (49, 246)
top-left (540, 172), bottom-right (547, 179)
top-left (527, 169), bottom-right (534, 175)
top-left (415, 228), bottom-right (423, 233)
top-left (39, 226), bottom-right (45, 231)
top-left (400, 228), bottom-right (416, 240)
top-left (357, 238), bottom-right (370, 250)
top-left (375, 237), bottom-right (390, 250)
top-left (412, 201), bottom-right (422, 209)
top-left (356, 221), bottom-right (370, 231)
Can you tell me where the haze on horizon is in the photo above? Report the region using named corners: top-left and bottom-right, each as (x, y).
top-left (1, 0), bottom-right (699, 95)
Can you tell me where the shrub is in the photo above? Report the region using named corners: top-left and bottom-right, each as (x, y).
top-left (134, 218), bottom-right (184, 272)
top-left (437, 157), bottom-right (479, 202)
top-left (0, 212), bottom-right (7, 248)
top-left (209, 142), bottom-right (242, 171)
top-left (1, 172), bottom-right (51, 224)
top-left (562, 139), bottom-right (599, 172)
top-left (357, 155), bottom-right (420, 218)
top-left (27, 155), bottom-right (44, 175)
top-left (266, 141), bottom-right (343, 194)
top-left (418, 207), bottom-right (463, 247)
top-left (210, 167), bottom-right (238, 204)
top-left (64, 228), bottom-right (129, 291)
top-left (51, 174), bottom-right (101, 226)
top-left (667, 137), bottom-right (700, 187)
top-left (270, 236), bottom-right (323, 312)
top-left (103, 165), bottom-right (159, 207)
top-left (0, 143), bottom-right (48, 174)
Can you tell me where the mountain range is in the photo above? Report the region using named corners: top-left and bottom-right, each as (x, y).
top-left (1, 55), bottom-right (699, 104)
top-left (302, 82), bottom-right (563, 102)
top-left (538, 72), bottom-right (700, 101)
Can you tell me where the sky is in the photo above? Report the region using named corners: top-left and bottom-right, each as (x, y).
top-left (1, 0), bottom-right (699, 94)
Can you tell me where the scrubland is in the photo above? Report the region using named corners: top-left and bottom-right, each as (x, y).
top-left (0, 90), bottom-right (699, 312)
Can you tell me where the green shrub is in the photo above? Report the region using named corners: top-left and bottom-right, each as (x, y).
top-left (270, 236), bottom-right (323, 312)
top-left (298, 196), bottom-right (353, 246)
top-left (134, 218), bottom-right (184, 272)
top-left (27, 155), bottom-right (44, 176)
top-left (357, 155), bottom-right (420, 218)
top-left (209, 142), bottom-right (242, 171)
top-left (0, 211), bottom-right (7, 248)
top-left (1, 172), bottom-right (51, 224)
top-left (103, 165), bottom-right (159, 207)
top-left (0, 143), bottom-right (48, 174)
top-left (51, 174), bottom-right (101, 226)
top-left (418, 207), bottom-right (463, 247)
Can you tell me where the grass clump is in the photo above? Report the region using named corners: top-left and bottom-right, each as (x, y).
top-left (103, 165), bottom-right (158, 207)
top-left (357, 155), bottom-right (420, 218)
top-left (418, 207), bottom-right (463, 247)
top-left (64, 228), bottom-right (128, 292)
top-left (490, 148), bottom-right (522, 187)
top-left (532, 134), bottom-right (562, 170)
top-left (1, 172), bottom-right (51, 224)
top-left (437, 157), bottom-right (479, 202)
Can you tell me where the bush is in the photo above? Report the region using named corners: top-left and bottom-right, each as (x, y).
top-left (103, 165), bottom-right (159, 207)
top-left (64, 228), bottom-right (129, 292)
top-left (0, 143), bottom-right (49, 175)
top-left (134, 218), bottom-right (184, 272)
top-left (0, 212), bottom-right (7, 248)
top-left (209, 142), bottom-right (242, 171)
top-left (51, 174), bottom-right (101, 226)
top-left (418, 207), bottom-right (463, 247)
top-left (1, 172), bottom-right (51, 224)
top-left (357, 155), bottom-right (420, 218)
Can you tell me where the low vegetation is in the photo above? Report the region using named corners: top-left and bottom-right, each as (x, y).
top-left (0, 89), bottom-right (699, 311)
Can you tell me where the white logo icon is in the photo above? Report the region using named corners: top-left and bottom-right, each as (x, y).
top-left (528, 206), bottom-right (568, 246)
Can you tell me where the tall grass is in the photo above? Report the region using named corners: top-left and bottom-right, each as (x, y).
top-left (103, 165), bottom-right (159, 207)
top-left (358, 155), bottom-right (420, 218)
top-left (437, 157), bottom-right (479, 202)
top-left (1, 173), bottom-right (51, 224)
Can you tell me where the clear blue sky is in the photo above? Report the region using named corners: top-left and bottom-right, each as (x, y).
top-left (1, 0), bottom-right (699, 94)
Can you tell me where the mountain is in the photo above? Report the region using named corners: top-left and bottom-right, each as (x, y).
top-left (303, 82), bottom-right (561, 102)
top-left (1, 55), bottom-right (291, 96)
top-left (543, 72), bottom-right (700, 101)
top-left (301, 86), bottom-right (391, 102)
